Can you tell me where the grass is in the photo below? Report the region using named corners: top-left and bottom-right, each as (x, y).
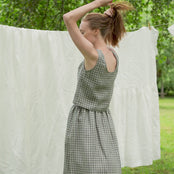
top-left (122, 97), bottom-right (174, 174)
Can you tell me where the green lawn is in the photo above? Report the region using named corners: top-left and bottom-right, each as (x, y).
top-left (122, 97), bottom-right (174, 174)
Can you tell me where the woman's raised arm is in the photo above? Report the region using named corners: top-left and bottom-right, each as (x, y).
top-left (63, 0), bottom-right (112, 61)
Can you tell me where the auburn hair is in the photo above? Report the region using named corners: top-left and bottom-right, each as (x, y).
top-left (82, 1), bottom-right (135, 47)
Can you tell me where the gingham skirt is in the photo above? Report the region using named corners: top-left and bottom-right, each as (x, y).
top-left (63, 105), bottom-right (122, 174)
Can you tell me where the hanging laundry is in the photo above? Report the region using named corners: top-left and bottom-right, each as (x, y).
top-left (110, 26), bottom-right (160, 167)
top-left (0, 24), bottom-right (160, 174)
top-left (168, 24), bottom-right (174, 36)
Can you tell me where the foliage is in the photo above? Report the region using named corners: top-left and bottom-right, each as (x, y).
top-left (150, 0), bottom-right (174, 97)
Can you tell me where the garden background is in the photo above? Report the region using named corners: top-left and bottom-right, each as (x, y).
top-left (0, 0), bottom-right (174, 173)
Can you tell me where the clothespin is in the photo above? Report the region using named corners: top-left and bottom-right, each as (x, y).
top-left (148, 22), bottom-right (151, 30)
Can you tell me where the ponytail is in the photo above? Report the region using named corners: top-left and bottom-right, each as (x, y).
top-left (82, 1), bottom-right (135, 47)
top-left (105, 1), bottom-right (135, 47)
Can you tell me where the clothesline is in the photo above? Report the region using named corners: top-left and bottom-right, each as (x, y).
top-left (0, 23), bottom-right (172, 34)
top-left (129, 23), bottom-right (171, 31)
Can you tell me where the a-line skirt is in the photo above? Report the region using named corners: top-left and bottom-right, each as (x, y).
top-left (63, 104), bottom-right (122, 174)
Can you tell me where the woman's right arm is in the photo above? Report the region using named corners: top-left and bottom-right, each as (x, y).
top-left (63, 0), bottom-right (112, 62)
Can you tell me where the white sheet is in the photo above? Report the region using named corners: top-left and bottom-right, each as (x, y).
top-left (110, 26), bottom-right (160, 167)
top-left (168, 24), bottom-right (174, 36)
top-left (0, 24), bottom-right (160, 173)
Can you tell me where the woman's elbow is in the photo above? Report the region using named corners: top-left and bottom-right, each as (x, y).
top-left (63, 13), bottom-right (71, 23)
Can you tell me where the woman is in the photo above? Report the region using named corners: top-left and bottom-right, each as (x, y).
top-left (63, 0), bottom-right (134, 173)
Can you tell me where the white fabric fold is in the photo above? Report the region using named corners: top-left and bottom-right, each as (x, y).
top-left (168, 24), bottom-right (174, 36)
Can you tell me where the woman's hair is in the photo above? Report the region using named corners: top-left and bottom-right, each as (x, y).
top-left (82, 1), bottom-right (135, 47)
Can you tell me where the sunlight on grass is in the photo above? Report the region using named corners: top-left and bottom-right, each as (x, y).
top-left (122, 97), bottom-right (174, 174)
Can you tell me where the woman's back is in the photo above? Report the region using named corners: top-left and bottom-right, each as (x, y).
top-left (73, 48), bottom-right (119, 111)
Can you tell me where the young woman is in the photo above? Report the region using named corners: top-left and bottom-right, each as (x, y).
top-left (63, 0), bottom-right (134, 173)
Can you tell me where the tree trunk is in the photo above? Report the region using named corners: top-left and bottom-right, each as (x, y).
top-left (160, 76), bottom-right (165, 98)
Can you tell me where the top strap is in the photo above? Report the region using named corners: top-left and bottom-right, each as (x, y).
top-left (97, 48), bottom-right (119, 73)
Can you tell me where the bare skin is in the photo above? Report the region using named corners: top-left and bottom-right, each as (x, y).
top-left (63, 0), bottom-right (117, 72)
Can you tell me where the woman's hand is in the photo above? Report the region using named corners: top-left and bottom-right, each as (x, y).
top-left (95, 0), bottom-right (113, 7)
